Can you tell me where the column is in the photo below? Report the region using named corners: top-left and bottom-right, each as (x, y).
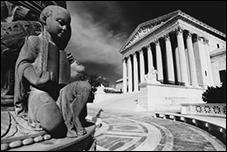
top-left (193, 34), bottom-right (206, 87)
top-left (204, 38), bottom-right (214, 86)
top-left (202, 38), bottom-right (210, 87)
top-left (133, 52), bottom-right (139, 91)
top-left (127, 56), bottom-right (133, 92)
top-left (146, 45), bottom-right (154, 72)
top-left (199, 36), bottom-right (208, 87)
top-left (176, 27), bottom-right (189, 86)
top-left (175, 47), bottom-right (182, 84)
top-left (139, 49), bottom-right (145, 82)
top-left (186, 31), bottom-right (198, 87)
top-left (155, 40), bottom-right (163, 82)
top-left (123, 58), bottom-right (127, 93)
top-left (164, 34), bottom-right (175, 83)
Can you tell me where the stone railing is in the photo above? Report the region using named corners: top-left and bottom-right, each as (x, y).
top-left (181, 103), bottom-right (226, 117)
top-left (154, 112), bottom-right (226, 145)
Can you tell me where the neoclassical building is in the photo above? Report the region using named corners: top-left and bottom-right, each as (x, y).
top-left (119, 10), bottom-right (226, 111)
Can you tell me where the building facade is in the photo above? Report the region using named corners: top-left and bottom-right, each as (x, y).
top-left (119, 10), bottom-right (226, 111)
top-left (115, 78), bottom-right (123, 92)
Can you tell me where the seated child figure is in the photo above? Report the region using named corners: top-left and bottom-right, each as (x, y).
top-left (14, 5), bottom-right (91, 137)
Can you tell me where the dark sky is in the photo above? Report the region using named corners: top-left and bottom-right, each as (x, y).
top-left (66, 1), bottom-right (226, 85)
top-left (117, 1), bottom-right (226, 34)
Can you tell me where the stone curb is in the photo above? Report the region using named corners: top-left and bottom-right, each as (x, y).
top-left (154, 112), bottom-right (226, 144)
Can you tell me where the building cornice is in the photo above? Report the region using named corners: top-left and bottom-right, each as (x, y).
top-left (178, 11), bottom-right (225, 38)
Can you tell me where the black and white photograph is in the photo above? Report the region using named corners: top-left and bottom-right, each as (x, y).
top-left (1, 1), bottom-right (226, 151)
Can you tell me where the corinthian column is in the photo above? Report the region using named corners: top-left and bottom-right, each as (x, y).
top-left (139, 49), bottom-right (145, 83)
top-left (155, 40), bottom-right (163, 82)
top-left (193, 34), bottom-right (206, 87)
top-left (123, 58), bottom-right (127, 93)
top-left (133, 53), bottom-right (139, 91)
top-left (127, 56), bottom-right (133, 92)
top-left (164, 34), bottom-right (175, 83)
top-left (186, 31), bottom-right (198, 87)
top-left (176, 27), bottom-right (189, 86)
top-left (204, 38), bottom-right (214, 86)
top-left (146, 45), bottom-right (154, 73)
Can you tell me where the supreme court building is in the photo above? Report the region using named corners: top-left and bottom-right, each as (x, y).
top-left (119, 10), bottom-right (226, 111)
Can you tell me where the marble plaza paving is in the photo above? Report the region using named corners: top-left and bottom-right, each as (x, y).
top-left (87, 107), bottom-right (226, 151)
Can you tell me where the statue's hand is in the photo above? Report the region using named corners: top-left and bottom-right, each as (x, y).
top-left (36, 72), bottom-right (52, 88)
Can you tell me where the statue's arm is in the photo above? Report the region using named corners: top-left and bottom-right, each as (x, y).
top-left (18, 36), bottom-right (51, 89)
top-left (23, 65), bottom-right (39, 86)
top-left (23, 65), bottom-right (51, 88)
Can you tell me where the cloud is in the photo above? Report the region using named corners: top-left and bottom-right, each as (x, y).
top-left (70, 61), bottom-right (85, 77)
top-left (66, 1), bottom-right (129, 77)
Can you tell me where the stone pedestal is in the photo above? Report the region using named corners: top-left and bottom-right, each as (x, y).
top-left (1, 109), bottom-right (96, 151)
top-left (138, 83), bottom-right (205, 112)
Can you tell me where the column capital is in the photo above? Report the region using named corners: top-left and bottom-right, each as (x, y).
top-left (132, 52), bottom-right (137, 56)
top-left (126, 55), bottom-right (131, 60)
top-left (199, 36), bottom-right (208, 44)
top-left (201, 37), bottom-right (206, 44)
top-left (176, 26), bottom-right (183, 35)
top-left (154, 39), bottom-right (160, 46)
top-left (138, 49), bottom-right (144, 54)
top-left (203, 37), bottom-right (209, 44)
top-left (185, 31), bottom-right (192, 39)
top-left (192, 34), bottom-right (201, 43)
top-left (144, 44), bottom-right (151, 50)
top-left (164, 34), bottom-right (170, 41)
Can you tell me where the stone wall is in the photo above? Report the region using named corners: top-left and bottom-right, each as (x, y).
top-left (139, 82), bottom-right (206, 112)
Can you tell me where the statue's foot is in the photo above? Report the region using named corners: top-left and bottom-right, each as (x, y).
top-left (66, 129), bottom-right (78, 138)
top-left (76, 128), bottom-right (87, 136)
top-left (20, 114), bottom-right (28, 121)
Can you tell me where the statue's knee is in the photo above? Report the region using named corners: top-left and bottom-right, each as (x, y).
top-left (78, 81), bottom-right (91, 92)
top-left (37, 102), bottom-right (64, 134)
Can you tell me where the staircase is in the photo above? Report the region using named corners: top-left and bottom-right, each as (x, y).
top-left (88, 92), bottom-right (140, 112)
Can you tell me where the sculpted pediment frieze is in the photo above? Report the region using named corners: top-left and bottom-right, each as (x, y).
top-left (124, 22), bottom-right (164, 50)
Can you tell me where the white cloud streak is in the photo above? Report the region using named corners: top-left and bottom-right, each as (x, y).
top-left (70, 61), bottom-right (85, 77)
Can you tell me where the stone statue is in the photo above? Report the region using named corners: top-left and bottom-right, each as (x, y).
top-left (144, 69), bottom-right (160, 84)
top-left (13, 5), bottom-right (91, 137)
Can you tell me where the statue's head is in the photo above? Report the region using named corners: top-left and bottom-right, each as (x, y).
top-left (40, 5), bottom-right (71, 47)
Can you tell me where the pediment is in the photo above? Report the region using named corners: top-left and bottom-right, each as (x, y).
top-left (120, 10), bottom-right (226, 53)
top-left (123, 22), bottom-right (164, 50)
top-left (120, 10), bottom-right (180, 52)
